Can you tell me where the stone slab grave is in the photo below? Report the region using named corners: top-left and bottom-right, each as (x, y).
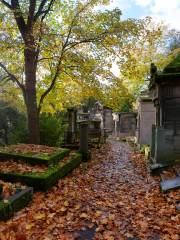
top-left (160, 176), bottom-right (180, 192)
top-left (0, 144), bottom-right (70, 165)
top-left (113, 112), bottom-right (137, 138)
top-left (103, 107), bottom-right (113, 134)
top-left (149, 54), bottom-right (180, 170)
top-left (63, 108), bottom-right (78, 148)
top-left (0, 144), bottom-right (82, 191)
top-left (0, 181), bottom-right (33, 220)
top-left (160, 165), bottom-right (180, 192)
top-left (136, 91), bottom-right (156, 147)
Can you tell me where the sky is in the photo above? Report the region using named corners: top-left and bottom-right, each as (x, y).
top-left (101, 0), bottom-right (180, 76)
top-left (104, 0), bottom-right (180, 30)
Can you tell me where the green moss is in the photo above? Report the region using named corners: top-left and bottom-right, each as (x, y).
top-left (163, 54), bottom-right (180, 73)
top-left (0, 148), bottom-right (70, 165)
top-left (78, 150), bottom-right (91, 162)
top-left (0, 153), bottom-right (82, 191)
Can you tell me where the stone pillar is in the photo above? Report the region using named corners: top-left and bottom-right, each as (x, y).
top-left (79, 121), bottom-right (90, 161)
top-left (66, 108), bottom-right (77, 144)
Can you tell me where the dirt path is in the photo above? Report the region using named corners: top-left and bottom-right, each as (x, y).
top-left (0, 140), bottom-right (179, 240)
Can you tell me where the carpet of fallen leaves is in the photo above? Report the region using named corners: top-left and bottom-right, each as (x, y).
top-left (0, 144), bottom-right (57, 155)
top-left (0, 152), bottom-right (75, 174)
top-left (0, 140), bottom-right (179, 240)
top-left (0, 159), bottom-right (48, 174)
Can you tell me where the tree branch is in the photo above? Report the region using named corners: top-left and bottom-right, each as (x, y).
top-left (0, 0), bottom-right (12, 9)
top-left (0, 63), bottom-right (25, 91)
top-left (38, 56), bottom-right (63, 112)
top-left (11, 0), bottom-right (27, 39)
top-left (37, 0), bottom-right (100, 112)
top-left (34, 0), bottom-right (55, 22)
top-left (34, 0), bottom-right (48, 21)
top-left (27, 0), bottom-right (36, 30)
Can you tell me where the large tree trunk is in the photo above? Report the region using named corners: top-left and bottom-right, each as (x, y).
top-left (24, 41), bottom-right (40, 144)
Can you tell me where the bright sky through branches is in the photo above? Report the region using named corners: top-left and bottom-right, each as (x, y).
top-left (105, 0), bottom-right (180, 76)
top-left (102, 0), bottom-right (180, 30)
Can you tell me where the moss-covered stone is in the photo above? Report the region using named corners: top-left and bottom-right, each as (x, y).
top-left (163, 54), bottom-right (180, 73)
top-left (0, 148), bottom-right (70, 165)
top-left (0, 153), bottom-right (82, 191)
top-left (78, 150), bottom-right (91, 162)
top-left (0, 187), bottom-right (33, 221)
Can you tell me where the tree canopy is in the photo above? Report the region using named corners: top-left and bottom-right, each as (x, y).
top-left (0, 1), bottom-right (180, 141)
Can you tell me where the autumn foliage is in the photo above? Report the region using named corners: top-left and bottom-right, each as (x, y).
top-left (0, 141), bottom-right (179, 239)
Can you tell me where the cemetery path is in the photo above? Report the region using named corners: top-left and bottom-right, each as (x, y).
top-left (0, 140), bottom-right (179, 240)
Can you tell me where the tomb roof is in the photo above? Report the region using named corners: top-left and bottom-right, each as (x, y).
top-left (163, 54), bottom-right (180, 74)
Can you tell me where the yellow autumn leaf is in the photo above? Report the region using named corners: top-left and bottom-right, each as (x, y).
top-left (26, 223), bottom-right (35, 230)
top-left (108, 214), bottom-right (115, 221)
top-left (34, 213), bottom-right (46, 220)
top-left (64, 200), bottom-right (69, 207)
top-left (60, 206), bottom-right (67, 212)
top-left (75, 204), bottom-right (81, 210)
top-left (80, 213), bottom-right (88, 219)
top-left (94, 210), bottom-right (102, 217)
top-left (101, 218), bottom-right (108, 225)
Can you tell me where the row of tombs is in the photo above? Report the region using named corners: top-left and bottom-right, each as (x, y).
top-left (119, 55), bottom-right (180, 170)
top-left (138, 54), bottom-right (180, 170)
top-left (65, 54), bottom-right (180, 171)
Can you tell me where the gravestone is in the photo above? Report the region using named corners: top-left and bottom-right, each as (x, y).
top-left (149, 55), bottom-right (180, 169)
top-left (137, 92), bottom-right (156, 146)
top-left (112, 113), bottom-right (119, 137)
top-left (66, 108), bottom-right (77, 144)
top-left (79, 120), bottom-right (90, 161)
top-left (117, 112), bottom-right (137, 137)
top-left (103, 107), bottom-right (113, 133)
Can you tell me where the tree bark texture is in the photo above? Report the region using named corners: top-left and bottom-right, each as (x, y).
top-left (24, 40), bottom-right (40, 144)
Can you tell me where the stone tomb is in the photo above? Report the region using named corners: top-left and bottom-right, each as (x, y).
top-left (117, 112), bottom-right (137, 137)
top-left (136, 92), bottom-right (156, 146)
top-left (103, 107), bottom-right (113, 133)
top-left (64, 108), bottom-right (77, 145)
top-left (149, 55), bottom-right (180, 169)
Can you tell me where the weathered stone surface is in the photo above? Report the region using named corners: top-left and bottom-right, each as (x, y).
top-left (137, 96), bottom-right (156, 146)
top-left (0, 187), bottom-right (33, 220)
top-left (113, 112), bottom-right (137, 137)
top-left (149, 54), bottom-right (180, 168)
top-left (160, 176), bottom-right (180, 192)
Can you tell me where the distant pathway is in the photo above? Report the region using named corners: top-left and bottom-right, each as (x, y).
top-left (0, 140), bottom-right (179, 240)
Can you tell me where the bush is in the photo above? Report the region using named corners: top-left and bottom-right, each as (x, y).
top-left (0, 101), bottom-right (27, 144)
top-left (40, 113), bottom-right (68, 147)
top-left (0, 101), bottom-right (68, 146)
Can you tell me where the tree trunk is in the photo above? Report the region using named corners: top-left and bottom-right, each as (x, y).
top-left (24, 42), bottom-right (40, 144)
